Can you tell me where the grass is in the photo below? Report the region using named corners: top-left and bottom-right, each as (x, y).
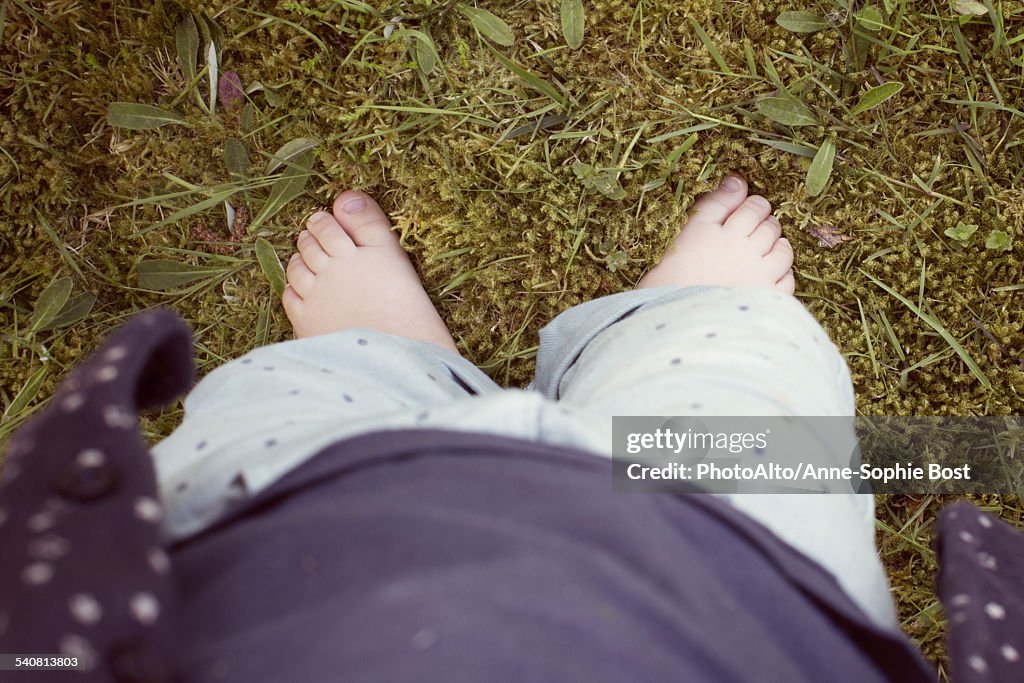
top-left (2, 0), bottom-right (1023, 674)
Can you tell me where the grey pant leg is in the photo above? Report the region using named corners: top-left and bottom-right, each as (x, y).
top-left (533, 285), bottom-right (898, 629)
top-left (153, 328), bottom-right (500, 540)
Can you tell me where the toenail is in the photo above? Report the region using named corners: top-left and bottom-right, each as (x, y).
top-left (723, 176), bottom-right (742, 191)
top-left (750, 196), bottom-right (769, 208)
top-left (309, 212), bottom-right (333, 229)
top-left (341, 196), bottom-right (367, 214)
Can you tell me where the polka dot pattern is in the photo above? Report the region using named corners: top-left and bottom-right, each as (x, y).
top-left (22, 562), bottom-right (54, 586)
top-left (938, 502), bottom-right (1024, 683)
top-left (69, 593), bottom-right (103, 625)
top-left (28, 535), bottom-right (70, 561)
top-left (0, 310), bottom-right (186, 680)
top-left (129, 592), bottom-right (160, 625)
top-left (61, 393), bottom-right (85, 412)
top-left (103, 405), bottom-right (136, 429)
top-left (134, 497), bottom-right (163, 523)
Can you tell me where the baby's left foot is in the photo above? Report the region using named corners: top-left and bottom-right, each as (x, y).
top-left (282, 190), bottom-right (458, 353)
top-left (637, 176), bottom-right (795, 293)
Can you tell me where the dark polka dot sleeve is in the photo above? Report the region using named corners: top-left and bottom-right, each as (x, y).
top-left (0, 310), bottom-right (194, 681)
top-left (937, 502), bottom-right (1024, 682)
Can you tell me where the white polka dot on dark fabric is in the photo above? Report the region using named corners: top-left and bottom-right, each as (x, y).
top-left (147, 547), bottom-right (170, 575)
top-left (950, 594), bottom-right (970, 607)
top-left (95, 365), bottom-right (119, 382)
top-left (10, 436), bottom-right (35, 456)
top-left (77, 449), bottom-right (106, 468)
top-left (134, 497), bottom-right (162, 523)
top-left (967, 655), bottom-right (988, 673)
top-left (984, 602), bottom-right (1006, 620)
top-left (978, 551), bottom-right (998, 570)
top-left (59, 634), bottom-right (97, 670)
top-left (22, 562), bottom-right (54, 586)
top-left (412, 628), bottom-right (438, 650)
top-left (978, 514), bottom-right (993, 528)
top-left (69, 593), bottom-right (102, 625)
top-left (1, 460), bottom-right (22, 483)
top-left (28, 511), bottom-right (56, 533)
top-left (130, 592), bottom-right (160, 625)
top-left (952, 611), bottom-right (968, 624)
top-left (1002, 644), bottom-right (1020, 662)
top-left (103, 405), bottom-right (135, 429)
top-left (29, 535), bottom-right (70, 561)
top-left (959, 530), bottom-right (976, 543)
top-left (948, 509), bottom-right (960, 520)
top-left (61, 393), bottom-right (85, 412)
top-left (104, 346), bottom-right (128, 362)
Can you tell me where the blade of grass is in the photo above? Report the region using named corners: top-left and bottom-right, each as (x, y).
top-left (250, 150), bottom-right (316, 231)
top-left (688, 17), bottom-right (734, 74)
top-left (485, 44), bottom-right (568, 108)
top-left (2, 364), bottom-right (48, 424)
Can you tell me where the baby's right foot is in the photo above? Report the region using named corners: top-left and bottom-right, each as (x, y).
top-left (282, 190), bottom-right (458, 352)
top-left (637, 175), bottom-right (795, 293)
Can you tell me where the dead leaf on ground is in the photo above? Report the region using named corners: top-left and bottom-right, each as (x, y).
top-left (809, 224), bottom-right (853, 248)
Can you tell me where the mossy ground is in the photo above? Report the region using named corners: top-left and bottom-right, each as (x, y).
top-left (2, 0), bottom-right (1023, 674)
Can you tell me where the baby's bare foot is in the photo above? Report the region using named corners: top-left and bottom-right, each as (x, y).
top-left (282, 190), bottom-right (458, 353)
top-left (637, 175), bottom-right (795, 293)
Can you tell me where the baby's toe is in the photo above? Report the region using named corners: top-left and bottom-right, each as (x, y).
top-left (763, 237), bottom-right (794, 280)
top-left (332, 190), bottom-right (399, 248)
top-left (307, 211), bottom-right (354, 256)
top-left (297, 230), bottom-right (330, 273)
top-left (282, 284), bottom-right (304, 318)
top-left (775, 270), bottom-right (796, 294)
top-left (723, 195), bottom-right (773, 235)
top-left (689, 176), bottom-right (749, 225)
top-left (286, 253), bottom-right (317, 297)
top-left (749, 216), bottom-right (783, 255)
